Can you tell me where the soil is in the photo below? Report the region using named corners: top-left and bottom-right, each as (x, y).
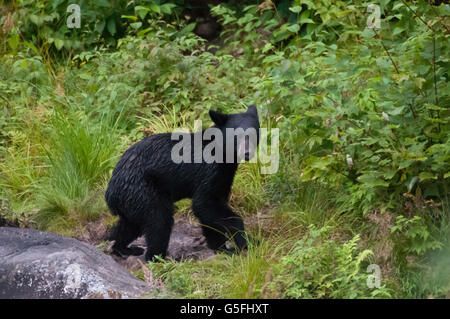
top-left (108, 208), bottom-right (274, 271)
top-left (110, 218), bottom-right (216, 271)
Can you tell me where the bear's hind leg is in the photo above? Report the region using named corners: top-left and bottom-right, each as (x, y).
top-left (143, 201), bottom-right (174, 262)
top-left (111, 218), bottom-right (144, 257)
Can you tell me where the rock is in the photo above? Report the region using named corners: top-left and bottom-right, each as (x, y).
top-left (0, 227), bottom-right (154, 299)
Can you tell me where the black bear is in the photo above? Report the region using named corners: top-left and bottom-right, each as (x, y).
top-left (105, 105), bottom-right (260, 261)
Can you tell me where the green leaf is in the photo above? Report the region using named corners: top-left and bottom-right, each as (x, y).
top-left (361, 28), bottom-right (375, 39)
top-left (135, 6), bottom-right (149, 20)
top-left (160, 3), bottom-right (176, 14)
top-left (357, 173), bottom-right (389, 187)
top-left (382, 169), bottom-right (397, 180)
top-left (107, 17), bottom-right (117, 36)
top-left (137, 27), bottom-right (153, 37)
top-left (178, 23), bottom-right (196, 36)
top-left (54, 38), bottom-right (64, 50)
top-left (79, 73), bottom-right (91, 80)
top-left (418, 172), bottom-right (437, 181)
top-left (23, 41), bottom-right (38, 54)
top-left (300, 11), bottom-right (315, 24)
top-left (96, 0), bottom-right (111, 7)
top-left (393, 2), bottom-right (404, 10)
top-left (393, 27), bottom-right (404, 36)
top-left (8, 34), bottom-right (19, 51)
top-left (289, 6), bottom-right (302, 13)
top-left (149, 4), bottom-right (161, 14)
top-left (29, 14), bottom-right (44, 26)
top-left (398, 159), bottom-right (414, 170)
top-left (287, 24), bottom-right (300, 33)
top-left (96, 20), bottom-right (106, 34)
top-left (121, 15), bottom-right (138, 21)
top-left (130, 22), bottom-right (142, 30)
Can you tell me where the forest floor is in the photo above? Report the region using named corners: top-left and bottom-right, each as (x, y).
top-left (69, 210), bottom-right (273, 273)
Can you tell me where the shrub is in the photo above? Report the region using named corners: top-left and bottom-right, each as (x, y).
top-left (5, 0), bottom-right (181, 53)
top-left (250, 1), bottom-right (450, 214)
top-left (276, 225), bottom-right (391, 298)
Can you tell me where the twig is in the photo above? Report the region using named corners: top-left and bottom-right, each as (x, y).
top-left (372, 22), bottom-right (423, 120)
top-left (432, 34), bottom-right (441, 133)
top-left (372, 28), bottom-right (400, 74)
top-left (432, 35), bottom-right (439, 107)
top-left (400, 0), bottom-right (435, 32)
top-left (408, 103), bottom-right (417, 119)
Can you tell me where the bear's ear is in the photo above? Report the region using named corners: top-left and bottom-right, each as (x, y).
top-left (246, 105), bottom-right (258, 116)
top-left (209, 110), bottom-right (228, 126)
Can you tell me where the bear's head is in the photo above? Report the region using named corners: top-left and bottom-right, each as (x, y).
top-left (209, 105), bottom-right (260, 163)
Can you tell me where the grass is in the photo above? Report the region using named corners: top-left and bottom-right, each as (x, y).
top-left (137, 105), bottom-right (197, 135)
top-left (147, 236), bottom-right (284, 299)
top-left (31, 108), bottom-right (123, 233)
top-left (144, 179), bottom-right (385, 299)
top-left (231, 161), bottom-right (269, 216)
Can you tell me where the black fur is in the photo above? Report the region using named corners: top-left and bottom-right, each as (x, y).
top-left (105, 105), bottom-right (260, 261)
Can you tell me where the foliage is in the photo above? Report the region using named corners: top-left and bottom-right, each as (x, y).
top-left (275, 225), bottom-right (391, 298)
top-left (391, 215), bottom-right (443, 255)
top-left (2, 0), bottom-right (182, 54)
top-left (218, 0), bottom-right (450, 216)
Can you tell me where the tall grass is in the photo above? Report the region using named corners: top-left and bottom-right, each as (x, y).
top-left (137, 105), bottom-right (196, 134)
top-left (232, 161), bottom-right (269, 215)
top-left (35, 108), bottom-right (123, 229)
top-left (221, 237), bottom-right (281, 298)
top-left (0, 141), bottom-right (44, 206)
top-left (267, 156), bottom-right (343, 229)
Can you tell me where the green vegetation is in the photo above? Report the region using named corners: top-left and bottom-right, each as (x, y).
top-left (1, 0), bottom-right (449, 298)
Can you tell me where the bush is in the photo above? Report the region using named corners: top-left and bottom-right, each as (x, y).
top-left (276, 225), bottom-right (391, 298)
top-left (248, 1), bottom-right (450, 215)
top-left (4, 0), bottom-right (182, 54)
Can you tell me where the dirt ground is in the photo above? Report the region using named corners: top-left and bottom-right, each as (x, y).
top-left (106, 217), bottom-right (216, 271)
top-left (107, 208), bottom-right (274, 271)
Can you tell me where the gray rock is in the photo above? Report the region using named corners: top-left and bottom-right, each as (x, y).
top-left (0, 227), bottom-right (152, 299)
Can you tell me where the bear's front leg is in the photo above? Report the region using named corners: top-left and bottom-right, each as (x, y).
top-left (192, 198), bottom-right (248, 253)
